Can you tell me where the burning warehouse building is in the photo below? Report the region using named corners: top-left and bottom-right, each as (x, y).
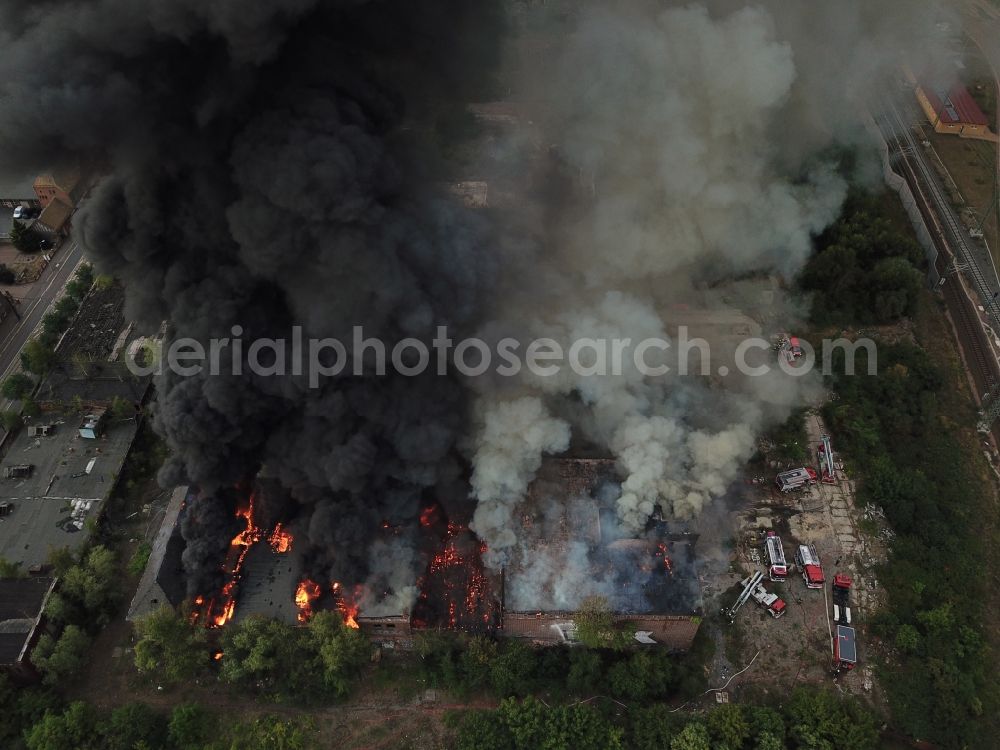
top-left (498, 457), bottom-right (703, 650)
top-left (161, 455), bottom-right (703, 652)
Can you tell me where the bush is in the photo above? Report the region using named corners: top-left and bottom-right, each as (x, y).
top-left (0, 409), bottom-right (22, 432)
top-left (134, 606), bottom-right (208, 684)
top-left (127, 542), bottom-right (152, 576)
top-left (53, 295), bottom-right (78, 319)
top-left (168, 704), bottom-right (211, 750)
top-left (801, 189), bottom-right (925, 326)
top-left (22, 338), bottom-right (57, 374)
top-left (0, 264), bottom-right (15, 284)
top-left (56, 545), bottom-right (122, 629)
top-left (32, 624), bottom-right (91, 687)
top-left (2, 372), bottom-right (34, 400)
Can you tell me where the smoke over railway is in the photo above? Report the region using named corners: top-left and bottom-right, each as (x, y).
top-left (0, 1), bottom-right (949, 611)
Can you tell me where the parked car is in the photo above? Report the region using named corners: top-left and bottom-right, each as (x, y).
top-left (12, 206), bottom-right (24, 220)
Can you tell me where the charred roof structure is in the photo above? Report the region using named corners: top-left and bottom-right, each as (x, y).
top-left (0, 576), bottom-right (56, 681)
top-left (498, 458), bottom-right (703, 650)
top-left (127, 486), bottom-right (189, 621)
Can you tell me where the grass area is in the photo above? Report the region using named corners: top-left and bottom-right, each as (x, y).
top-left (924, 129), bottom-right (1000, 269)
top-left (960, 39), bottom-right (998, 132)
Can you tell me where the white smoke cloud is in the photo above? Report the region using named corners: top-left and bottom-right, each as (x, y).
top-left (463, 1), bottom-right (879, 560)
top-left (468, 395), bottom-right (570, 563)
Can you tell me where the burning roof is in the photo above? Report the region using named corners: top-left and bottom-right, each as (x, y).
top-left (502, 458), bottom-right (703, 616)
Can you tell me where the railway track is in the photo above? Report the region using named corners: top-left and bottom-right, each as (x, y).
top-left (873, 100), bottom-right (1000, 397)
top-left (943, 272), bottom-right (997, 395)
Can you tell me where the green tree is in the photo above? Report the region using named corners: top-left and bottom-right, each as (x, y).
top-left (459, 634), bottom-right (497, 690)
top-left (756, 733), bottom-right (785, 750)
top-left (74, 263), bottom-right (95, 287)
top-left (65, 278), bottom-right (90, 300)
top-left (107, 702), bottom-right (167, 750)
top-left (2, 372), bottom-right (33, 400)
top-left (895, 623), bottom-right (921, 654)
top-left (42, 309), bottom-right (71, 337)
top-left (128, 542), bottom-right (152, 576)
top-left (629, 705), bottom-right (682, 750)
top-left (225, 715), bottom-right (315, 750)
top-left (574, 596), bottom-right (631, 650)
top-left (22, 398), bottom-right (40, 417)
top-left (220, 615), bottom-right (301, 692)
top-left (168, 704), bottom-right (211, 750)
top-left (22, 338), bottom-right (57, 374)
top-left (46, 546), bottom-right (76, 575)
top-left (54, 295), bottom-right (78, 317)
top-left (0, 556), bottom-right (23, 577)
top-left (32, 625), bottom-right (91, 686)
top-left (111, 395), bottom-right (134, 420)
top-left (707, 705), bottom-right (750, 750)
top-left (497, 697), bottom-right (623, 750)
top-left (59, 545), bottom-right (121, 626)
top-left (10, 219), bottom-right (42, 254)
top-left (747, 706), bottom-right (785, 745)
top-left (669, 722), bottom-right (711, 750)
top-left (566, 648), bottom-right (602, 694)
top-left (44, 592), bottom-right (78, 628)
top-left (0, 409), bottom-right (22, 432)
top-left (457, 710), bottom-right (515, 750)
top-left (303, 610), bottom-right (370, 699)
top-left (134, 606), bottom-right (208, 684)
top-left (786, 688), bottom-right (877, 750)
top-left (24, 701), bottom-right (103, 750)
top-left (608, 651), bottom-right (673, 700)
top-left (489, 641), bottom-right (535, 697)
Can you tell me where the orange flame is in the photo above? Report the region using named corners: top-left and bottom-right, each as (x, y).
top-left (193, 490), bottom-right (292, 628)
top-left (333, 582), bottom-right (362, 629)
top-left (295, 579), bottom-right (322, 623)
top-left (268, 523), bottom-right (293, 553)
top-left (656, 542), bottom-right (673, 576)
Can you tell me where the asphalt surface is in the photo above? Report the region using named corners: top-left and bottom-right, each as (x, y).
top-left (0, 240), bottom-right (85, 409)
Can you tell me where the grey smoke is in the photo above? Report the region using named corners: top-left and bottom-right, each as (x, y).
top-left (0, 0), bottom-right (951, 609)
top-left (464, 0), bottom-right (946, 563)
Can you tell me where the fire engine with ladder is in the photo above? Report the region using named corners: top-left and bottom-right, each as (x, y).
top-left (831, 573), bottom-right (857, 673)
top-left (818, 434), bottom-right (837, 484)
top-left (722, 570), bottom-right (785, 622)
top-left (722, 571), bottom-right (786, 621)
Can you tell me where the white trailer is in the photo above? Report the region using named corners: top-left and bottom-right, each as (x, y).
top-left (775, 467), bottom-right (818, 493)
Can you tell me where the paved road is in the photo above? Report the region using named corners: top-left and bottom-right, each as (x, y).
top-left (0, 240), bottom-right (85, 402)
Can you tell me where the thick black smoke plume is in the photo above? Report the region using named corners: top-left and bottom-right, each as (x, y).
top-left (0, 0), bottom-right (504, 598)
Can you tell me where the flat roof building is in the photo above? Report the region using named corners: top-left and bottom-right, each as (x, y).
top-left (0, 576), bottom-right (56, 681)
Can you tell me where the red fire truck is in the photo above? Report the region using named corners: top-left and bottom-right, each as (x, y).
top-left (832, 574), bottom-right (857, 673)
top-left (795, 545), bottom-right (825, 589)
top-left (764, 531), bottom-right (787, 581)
